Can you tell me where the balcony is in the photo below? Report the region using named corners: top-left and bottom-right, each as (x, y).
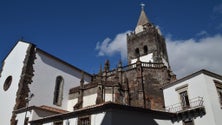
top-left (166, 97), bottom-right (204, 113)
top-left (165, 97), bottom-right (206, 122)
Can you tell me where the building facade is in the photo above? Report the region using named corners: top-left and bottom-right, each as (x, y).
top-left (163, 70), bottom-right (222, 125)
top-left (0, 41), bottom-right (91, 125)
top-left (30, 102), bottom-right (174, 125)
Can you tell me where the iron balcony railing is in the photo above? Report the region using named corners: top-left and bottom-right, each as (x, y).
top-left (165, 97), bottom-right (204, 113)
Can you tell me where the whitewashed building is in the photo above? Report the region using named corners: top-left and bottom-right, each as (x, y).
top-left (163, 70), bottom-right (222, 125)
top-left (0, 41), bottom-right (92, 125)
top-left (29, 102), bottom-right (174, 125)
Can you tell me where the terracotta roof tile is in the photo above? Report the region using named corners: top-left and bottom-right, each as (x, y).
top-left (38, 105), bottom-right (69, 114)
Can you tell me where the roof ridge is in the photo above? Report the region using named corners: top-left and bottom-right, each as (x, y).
top-left (40, 105), bottom-right (69, 114)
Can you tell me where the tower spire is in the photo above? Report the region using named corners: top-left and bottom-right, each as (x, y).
top-left (137, 3), bottom-right (150, 26)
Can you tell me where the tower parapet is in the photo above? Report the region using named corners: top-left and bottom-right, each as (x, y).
top-left (127, 7), bottom-right (170, 70)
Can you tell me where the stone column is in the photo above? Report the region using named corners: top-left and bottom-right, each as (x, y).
top-left (74, 73), bottom-right (84, 110)
top-left (136, 59), bottom-right (146, 108)
top-left (96, 66), bottom-right (104, 104)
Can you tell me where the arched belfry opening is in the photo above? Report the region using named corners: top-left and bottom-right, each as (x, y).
top-left (135, 48), bottom-right (140, 57)
top-left (143, 45), bottom-right (148, 54)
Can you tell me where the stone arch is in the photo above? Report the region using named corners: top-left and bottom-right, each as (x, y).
top-left (135, 48), bottom-right (140, 57)
top-left (143, 45), bottom-right (148, 54)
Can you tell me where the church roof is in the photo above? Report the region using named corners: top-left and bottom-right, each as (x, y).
top-left (14, 105), bottom-right (69, 114)
top-left (1, 40), bottom-right (35, 63)
top-left (162, 69), bottom-right (222, 89)
top-left (38, 105), bottom-right (69, 114)
top-left (36, 48), bottom-right (92, 78)
top-left (137, 7), bottom-right (150, 26)
top-left (1, 40), bottom-right (92, 78)
top-left (30, 101), bottom-right (174, 124)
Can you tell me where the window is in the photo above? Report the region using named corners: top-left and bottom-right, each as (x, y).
top-left (143, 45), bottom-right (148, 54)
top-left (175, 84), bottom-right (190, 110)
top-left (180, 91), bottom-right (190, 109)
top-left (217, 88), bottom-right (222, 105)
top-left (78, 116), bottom-right (90, 125)
top-left (3, 76), bottom-right (12, 91)
top-left (53, 76), bottom-right (64, 106)
top-left (135, 48), bottom-right (140, 57)
top-left (214, 80), bottom-right (222, 106)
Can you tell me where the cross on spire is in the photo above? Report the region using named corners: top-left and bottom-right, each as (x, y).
top-left (140, 3), bottom-right (145, 10)
top-left (136, 3), bottom-right (149, 26)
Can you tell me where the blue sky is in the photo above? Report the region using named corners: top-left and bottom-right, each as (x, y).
top-left (0, 0), bottom-right (222, 78)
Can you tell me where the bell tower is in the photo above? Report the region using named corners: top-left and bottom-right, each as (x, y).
top-left (127, 5), bottom-right (170, 68)
top-left (125, 5), bottom-right (176, 110)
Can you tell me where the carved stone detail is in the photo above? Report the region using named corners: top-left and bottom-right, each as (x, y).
top-left (11, 44), bottom-right (36, 125)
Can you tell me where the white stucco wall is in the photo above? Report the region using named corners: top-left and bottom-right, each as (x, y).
top-left (29, 50), bottom-right (91, 111)
top-left (41, 110), bottom-right (172, 125)
top-left (155, 119), bottom-right (173, 125)
top-left (68, 117), bottom-right (78, 125)
top-left (131, 53), bottom-right (153, 64)
top-left (16, 110), bottom-right (33, 125)
top-left (163, 73), bottom-right (222, 125)
top-left (203, 75), bottom-right (222, 125)
top-left (163, 74), bottom-right (207, 110)
top-left (43, 123), bottom-right (53, 125)
top-left (105, 93), bottom-right (113, 102)
top-left (44, 116), bottom-right (94, 125)
top-left (67, 98), bottom-right (78, 111)
top-left (68, 93), bottom-right (113, 112)
top-left (0, 41), bottom-right (30, 125)
top-left (83, 94), bottom-right (97, 107)
top-left (135, 25), bottom-right (144, 34)
top-left (42, 113), bottom-right (107, 125)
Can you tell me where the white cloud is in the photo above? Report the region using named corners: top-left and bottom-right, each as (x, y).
top-left (196, 30), bottom-right (208, 36)
top-left (166, 34), bottom-right (222, 78)
top-left (213, 4), bottom-right (222, 14)
top-left (95, 30), bottom-right (131, 60)
top-left (96, 31), bottom-right (222, 78)
top-left (216, 23), bottom-right (222, 30)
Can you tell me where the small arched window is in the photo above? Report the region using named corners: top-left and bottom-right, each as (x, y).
top-left (135, 48), bottom-right (140, 57)
top-left (143, 45), bottom-right (148, 54)
top-left (53, 76), bottom-right (64, 106)
top-left (3, 76), bottom-right (12, 91)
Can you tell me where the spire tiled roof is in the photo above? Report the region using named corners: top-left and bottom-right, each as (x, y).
top-left (137, 8), bottom-right (150, 26)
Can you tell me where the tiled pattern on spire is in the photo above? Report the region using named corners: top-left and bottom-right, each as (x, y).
top-left (137, 8), bottom-right (149, 26)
